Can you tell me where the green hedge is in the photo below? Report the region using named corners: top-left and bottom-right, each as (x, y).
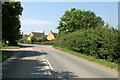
top-left (18, 38), bottom-right (32, 44)
top-left (19, 38), bottom-right (54, 45)
top-left (55, 27), bottom-right (120, 63)
top-left (33, 41), bottom-right (54, 45)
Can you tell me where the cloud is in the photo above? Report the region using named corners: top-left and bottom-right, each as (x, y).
top-left (21, 19), bottom-right (51, 26)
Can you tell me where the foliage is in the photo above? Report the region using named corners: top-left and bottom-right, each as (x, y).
top-left (19, 37), bottom-right (53, 45)
top-left (18, 38), bottom-right (32, 44)
top-left (31, 36), bottom-right (37, 42)
top-left (2, 2), bottom-right (23, 45)
top-left (55, 26), bottom-right (120, 63)
top-left (33, 41), bottom-right (54, 45)
top-left (57, 8), bottom-right (104, 36)
top-left (41, 36), bottom-right (48, 42)
top-left (2, 45), bottom-right (20, 49)
top-left (36, 36), bottom-right (48, 42)
top-left (0, 41), bottom-right (8, 47)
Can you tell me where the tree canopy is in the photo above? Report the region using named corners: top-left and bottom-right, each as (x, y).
top-left (2, 2), bottom-right (23, 45)
top-left (57, 8), bottom-right (104, 36)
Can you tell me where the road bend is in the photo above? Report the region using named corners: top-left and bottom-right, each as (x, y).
top-left (2, 44), bottom-right (118, 78)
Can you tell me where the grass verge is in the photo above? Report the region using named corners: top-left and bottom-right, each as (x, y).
top-left (2, 45), bottom-right (21, 49)
top-left (0, 51), bottom-right (14, 61)
top-left (53, 46), bottom-right (118, 71)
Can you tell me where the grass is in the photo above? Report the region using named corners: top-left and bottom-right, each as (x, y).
top-left (2, 45), bottom-right (21, 49)
top-left (0, 41), bottom-right (21, 49)
top-left (53, 46), bottom-right (118, 71)
top-left (0, 51), bottom-right (14, 61)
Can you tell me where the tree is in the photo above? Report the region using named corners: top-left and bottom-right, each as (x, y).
top-left (2, 1), bottom-right (23, 45)
top-left (41, 36), bottom-right (47, 42)
top-left (35, 36), bottom-right (47, 42)
top-left (57, 8), bottom-right (104, 36)
top-left (31, 36), bottom-right (36, 42)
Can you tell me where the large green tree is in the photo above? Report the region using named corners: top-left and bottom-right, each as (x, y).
top-left (57, 8), bottom-right (104, 36)
top-left (2, 1), bottom-right (23, 45)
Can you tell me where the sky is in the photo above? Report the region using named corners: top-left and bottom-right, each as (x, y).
top-left (20, 2), bottom-right (118, 35)
top-left (19, 0), bottom-right (119, 2)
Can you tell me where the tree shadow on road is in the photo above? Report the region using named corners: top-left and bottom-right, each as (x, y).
top-left (20, 45), bottom-right (34, 48)
top-left (50, 70), bottom-right (77, 78)
top-left (2, 50), bottom-right (77, 79)
top-left (15, 51), bottom-right (47, 59)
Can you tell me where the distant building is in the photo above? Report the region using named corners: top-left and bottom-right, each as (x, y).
top-left (28, 32), bottom-right (45, 41)
top-left (47, 31), bottom-right (58, 41)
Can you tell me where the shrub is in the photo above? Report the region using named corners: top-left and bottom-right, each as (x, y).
top-left (36, 36), bottom-right (48, 42)
top-left (18, 38), bottom-right (32, 44)
top-left (31, 36), bottom-right (37, 42)
top-left (33, 41), bottom-right (54, 45)
top-left (55, 26), bottom-right (120, 63)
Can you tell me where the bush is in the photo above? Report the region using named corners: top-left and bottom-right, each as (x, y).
top-left (18, 38), bottom-right (32, 44)
top-left (55, 26), bottom-right (120, 63)
top-left (0, 41), bottom-right (8, 47)
top-left (31, 36), bottom-right (37, 42)
top-left (19, 38), bottom-right (54, 45)
top-left (36, 36), bottom-right (48, 42)
top-left (33, 41), bottom-right (54, 45)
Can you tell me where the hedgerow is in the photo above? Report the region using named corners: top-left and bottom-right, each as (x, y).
top-left (54, 26), bottom-right (120, 63)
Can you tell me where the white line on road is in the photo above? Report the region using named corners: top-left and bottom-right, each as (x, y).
top-left (41, 53), bottom-right (53, 71)
top-left (45, 58), bottom-right (53, 71)
top-left (39, 50), bottom-right (53, 76)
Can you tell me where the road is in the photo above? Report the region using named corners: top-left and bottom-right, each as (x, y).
top-left (2, 44), bottom-right (118, 79)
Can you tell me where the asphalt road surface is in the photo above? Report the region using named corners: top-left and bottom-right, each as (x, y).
top-left (2, 44), bottom-right (118, 79)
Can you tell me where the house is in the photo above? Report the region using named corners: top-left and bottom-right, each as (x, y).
top-left (47, 31), bottom-right (58, 41)
top-left (28, 32), bottom-right (45, 41)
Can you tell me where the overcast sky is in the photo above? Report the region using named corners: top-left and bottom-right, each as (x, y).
top-left (20, 2), bottom-right (118, 35)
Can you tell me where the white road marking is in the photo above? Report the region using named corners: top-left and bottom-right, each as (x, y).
top-left (38, 50), bottom-right (53, 75)
top-left (41, 53), bottom-right (53, 71)
top-left (45, 58), bottom-right (53, 71)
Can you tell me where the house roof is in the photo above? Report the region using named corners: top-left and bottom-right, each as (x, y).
top-left (32, 32), bottom-right (44, 37)
top-left (52, 32), bottom-right (58, 37)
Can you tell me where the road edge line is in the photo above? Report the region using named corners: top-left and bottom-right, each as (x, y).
top-left (45, 58), bottom-right (53, 71)
top-left (42, 54), bottom-right (53, 71)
